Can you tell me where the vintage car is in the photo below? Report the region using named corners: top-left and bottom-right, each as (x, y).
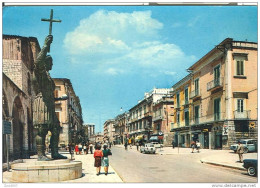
top-left (230, 139), bottom-right (257, 153)
top-left (140, 143), bottom-right (156, 154)
top-left (243, 159), bottom-right (257, 176)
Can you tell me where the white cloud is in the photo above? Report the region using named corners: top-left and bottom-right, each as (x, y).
top-left (187, 16), bottom-right (201, 27)
top-left (63, 10), bottom-right (195, 77)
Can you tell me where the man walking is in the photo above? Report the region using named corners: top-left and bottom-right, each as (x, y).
top-left (236, 141), bottom-right (244, 163)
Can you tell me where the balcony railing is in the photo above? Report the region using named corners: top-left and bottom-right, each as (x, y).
top-left (190, 89), bottom-right (201, 99)
top-left (207, 77), bottom-right (224, 91)
top-left (234, 110), bottom-right (251, 119)
top-left (153, 115), bottom-right (163, 122)
top-left (190, 112), bottom-right (225, 125)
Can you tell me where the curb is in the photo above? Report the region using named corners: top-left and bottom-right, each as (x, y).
top-left (200, 160), bottom-right (246, 171)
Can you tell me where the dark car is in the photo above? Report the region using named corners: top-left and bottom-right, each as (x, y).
top-left (243, 159), bottom-right (257, 176)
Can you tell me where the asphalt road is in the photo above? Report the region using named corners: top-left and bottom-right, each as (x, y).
top-left (109, 146), bottom-right (257, 183)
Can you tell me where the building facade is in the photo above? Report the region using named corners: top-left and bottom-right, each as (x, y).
top-left (171, 38), bottom-right (257, 149)
top-left (152, 95), bottom-right (174, 146)
top-left (103, 120), bottom-right (115, 143)
top-left (114, 113), bottom-right (128, 145)
top-left (53, 78), bottom-right (83, 147)
top-left (2, 35), bottom-right (40, 162)
top-left (128, 88), bottom-right (172, 144)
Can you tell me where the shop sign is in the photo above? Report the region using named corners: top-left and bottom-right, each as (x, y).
top-left (249, 122), bottom-right (255, 129)
top-left (222, 125), bottom-right (228, 135)
top-left (202, 129), bottom-right (208, 132)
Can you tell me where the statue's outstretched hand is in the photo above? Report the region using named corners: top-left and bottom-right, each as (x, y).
top-left (45, 35), bottom-right (53, 46)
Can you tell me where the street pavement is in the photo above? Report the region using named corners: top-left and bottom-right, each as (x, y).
top-left (2, 145), bottom-right (257, 183)
top-left (2, 151), bottom-right (123, 183)
top-left (114, 144), bottom-right (257, 171)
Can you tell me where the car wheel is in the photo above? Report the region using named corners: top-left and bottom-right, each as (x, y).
top-left (248, 166), bottom-right (257, 176)
top-left (244, 148), bottom-right (249, 154)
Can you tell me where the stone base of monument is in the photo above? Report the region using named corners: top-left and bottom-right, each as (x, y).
top-left (11, 159), bottom-right (82, 182)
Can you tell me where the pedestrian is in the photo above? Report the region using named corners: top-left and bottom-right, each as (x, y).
top-left (236, 141), bottom-right (244, 163)
top-left (86, 144), bottom-right (89, 154)
top-left (109, 142), bottom-right (112, 148)
top-left (136, 141), bottom-right (139, 151)
top-left (172, 140), bottom-right (175, 149)
top-left (83, 144), bottom-right (87, 154)
top-left (196, 140), bottom-right (201, 153)
top-left (75, 144), bottom-right (79, 155)
top-left (124, 141), bottom-right (128, 150)
top-left (90, 143), bottom-right (93, 154)
top-left (68, 142), bottom-right (74, 159)
top-left (94, 144), bottom-right (103, 176)
top-left (191, 140), bottom-right (195, 153)
top-left (78, 143), bottom-right (82, 154)
top-left (129, 138), bottom-right (132, 149)
top-left (102, 144), bottom-right (112, 175)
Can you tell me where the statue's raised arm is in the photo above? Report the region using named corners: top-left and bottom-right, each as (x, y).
top-left (36, 35), bottom-right (53, 69)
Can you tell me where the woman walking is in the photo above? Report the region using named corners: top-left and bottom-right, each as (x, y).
top-left (102, 145), bottom-right (111, 175)
top-left (94, 144), bottom-right (103, 176)
top-left (75, 144), bottom-right (79, 155)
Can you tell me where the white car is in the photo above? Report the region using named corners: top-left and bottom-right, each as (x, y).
top-left (230, 139), bottom-right (257, 153)
top-left (150, 142), bottom-right (163, 148)
top-left (140, 143), bottom-right (156, 154)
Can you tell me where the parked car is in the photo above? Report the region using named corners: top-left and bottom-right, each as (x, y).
top-left (243, 159), bottom-right (257, 176)
top-left (140, 143), bottom-right (156, 154)
top-left (150, 141), bottom-right (163, 148)
top-left (230, 139), bottom-right (257, 153)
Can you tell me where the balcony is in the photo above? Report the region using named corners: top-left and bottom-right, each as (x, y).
top-left (207, 77), bottom-right (224, 91)
top-left (144, 112), bottom-right (152, 117)
top-left (153, 115), bottom-right (163, 122)
top-left (190, 112), bottom-right (225, 126)
top-left (234, 110), bottom-right (251, 119)
top-left (190, 89), bottom-right (201, 100)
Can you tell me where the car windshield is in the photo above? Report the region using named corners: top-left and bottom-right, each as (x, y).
top-left (238, 141), bottom-right (247, 144)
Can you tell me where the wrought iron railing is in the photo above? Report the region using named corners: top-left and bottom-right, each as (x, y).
top-left (234, 110), bottom-right (251, 119)
top-left (207, 77), bottom-right (224, 91)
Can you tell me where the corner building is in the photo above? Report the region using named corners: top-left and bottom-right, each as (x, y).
top-left (172, 38), bottom-right (257, 149)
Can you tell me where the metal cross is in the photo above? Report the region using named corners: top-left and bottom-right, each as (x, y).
top-left (41, 9), bottom-right (61, 35)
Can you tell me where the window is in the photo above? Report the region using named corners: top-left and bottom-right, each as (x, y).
top-left (237, 99), bottom-right (244, 112)
top-left (144, 105), bottom-right (146, 114)
top-left (236, 60), bottom-right (244, 76)
top-left (177, 112), bottom-right (180, 126)
top-left (214, 98), bottom-right (221, 121)
top-left (214, 65), bottom-right (220, 86)
top-left (185, 87), bottom-right (189, 104)
top-left (194, 106), bottom-right (199, 124)
top-left (185, 110), bottom-right (189, 126)
top-left (171, 122), bottom-right (174, 129)
top-left (195, 78), bottom-right (199, 95)
top-left (176, 93), bottom-right (180, 108)
top-left (139, 121), bottom-right (142, 129)
top-left (55, 112), bottom-right (60, 121)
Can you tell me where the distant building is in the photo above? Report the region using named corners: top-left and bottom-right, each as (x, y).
top-left (103, 120), bottom-right (115, 143)
top-left (82, 124), bottom-right (95, 143)
top-left (128, 88), bottom-right (172, 143)
top-left (95, 132), bottom-right (104, 143)
top-left (114, 113), bottom-right (128, 145)
top-left (53, 78), bottom-right (83, 147)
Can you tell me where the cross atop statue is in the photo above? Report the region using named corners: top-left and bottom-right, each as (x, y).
top-left (41, 9), bottom-right (62, 35)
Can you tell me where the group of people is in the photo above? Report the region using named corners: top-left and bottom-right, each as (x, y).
top-left (71, 143), bottom-right (94, 155)
top-left (93, 144), bottom-right (112, 176)
top-left (191, 140), bottom-right (201, 153)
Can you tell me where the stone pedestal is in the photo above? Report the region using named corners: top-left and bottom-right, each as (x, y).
top-left (11, 159), bottom-right (82, 182)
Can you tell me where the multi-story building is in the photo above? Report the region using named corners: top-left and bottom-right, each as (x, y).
top-left (103, 119), bottom-right (115, 143)
top-left (128, 88), bottom-right (172, 143)
top-left (114, 113), bottom-right (128, 145)
top-left (171, 74), bottom-right (192, 148)
top-left (152, 95), bottom-right (174, 146)
top-left (95, 132), bottom-right (104, 143)
top-left (53, 78), bottom-right (83, 147)
top-left (84, 124), bottom-right (95, 143)
top-left (171, 38), bottom-right (257, 149)
top-left (2, 35), bottom-right (40, 162)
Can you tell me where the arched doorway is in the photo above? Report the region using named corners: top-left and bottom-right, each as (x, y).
top-left (2, 91), bottom-right (9, 163)
top-left (12, 96), bottom-right (25, 160)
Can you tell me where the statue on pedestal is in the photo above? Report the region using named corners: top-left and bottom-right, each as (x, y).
top-left (32, 9), bottom-right (66, 161)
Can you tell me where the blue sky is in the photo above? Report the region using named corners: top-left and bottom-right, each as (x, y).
top-left (3, 4), bottom-right (257, 133)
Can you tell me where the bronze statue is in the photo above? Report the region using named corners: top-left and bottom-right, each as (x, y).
top-left (32, 35), bottom-right (67, 160)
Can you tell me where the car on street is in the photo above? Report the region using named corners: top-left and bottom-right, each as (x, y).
top-left (243, 159), bottom-right (257, 177)
top-left (230, 139), bottom-right (257, 153)
top-left (140, 143), bottom-right (156, 154)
